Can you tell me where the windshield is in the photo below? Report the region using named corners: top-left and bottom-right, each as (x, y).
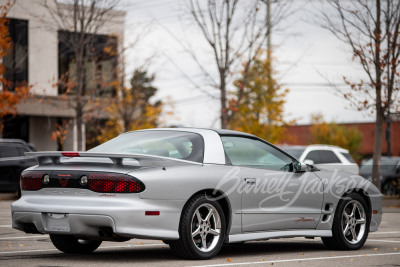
top-left (281, 147), bottom-right (305, 159)
top-left (89, 131), bottom-right (204, 163)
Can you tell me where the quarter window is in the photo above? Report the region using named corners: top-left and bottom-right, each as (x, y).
top-left (221, 136), bottom-right (293, 171)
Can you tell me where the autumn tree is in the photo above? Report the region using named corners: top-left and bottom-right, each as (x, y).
top-left (229, 51), bottom-right (293, 144)
top-left (94, 68), bottom-right (162, 145)
top-left (319, 0), bottom-right (400, 189)
top-left (43, 0), bottom-right (121, 150)
top-left (310, 114), bottom-right (362, 160)
top-left (0, 0), bottom-right (30, 132)
top-left (186, 0), bottom-right (293, 129)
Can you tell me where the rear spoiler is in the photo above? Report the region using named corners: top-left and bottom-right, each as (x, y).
top-left (25, 151), bottom-right (203, 167)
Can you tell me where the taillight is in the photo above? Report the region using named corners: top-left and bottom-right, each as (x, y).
top-left (88, 173), bottom-right (145, 193)
top-left (20, 171), bottom-right (43, 190)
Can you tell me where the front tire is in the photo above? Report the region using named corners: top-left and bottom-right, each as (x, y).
top-left (322, 193), bottom-right (370, 250)
top-left (50, 234), bottom-right (102, 254)
top-left (169, 194), bottom-right (226, 260)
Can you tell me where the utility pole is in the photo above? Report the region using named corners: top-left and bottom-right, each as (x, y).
top-left (266, 0), bottom-right (272, 63)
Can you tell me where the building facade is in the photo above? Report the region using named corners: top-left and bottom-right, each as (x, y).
top-left (1, 0), bottom-right (125, 151)
top-left (283, 121), bottom-right (400, 159)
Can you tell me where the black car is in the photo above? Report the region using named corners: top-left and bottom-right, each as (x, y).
top-left (360, 156), bottom-right (400, 195)
top-left (0, 139), bottom-right (37, 194)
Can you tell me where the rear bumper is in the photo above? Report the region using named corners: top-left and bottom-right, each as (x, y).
top-left (11, 190), bottom-right (185, 240)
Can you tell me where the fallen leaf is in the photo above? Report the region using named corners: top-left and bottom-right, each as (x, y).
top-left (19, 244), bottom-right (25, 247)
top-left (299, 252), bottom-right (304, 255)
top-left (227, 258), bottom-right (232, 262)
top-left (260, 259), bottom-right (265, 261)
top-left (373, 248), bottom-right (378, 251)
top-left (136, 242), bottom-right (144, 245)
top-left (269, 263), bottom-right (274, 266)
top-left (394, 248), bottom-right (398, 251)
top-left (328, 255), bottom-right (334, 257)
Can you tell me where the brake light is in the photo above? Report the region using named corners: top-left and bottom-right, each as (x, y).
top-left (62, 152), bottom-right (80, 157)
top-left (88, 173), bottom-right (144, 193)
top-left (20, 171), bottom-right (43, 190)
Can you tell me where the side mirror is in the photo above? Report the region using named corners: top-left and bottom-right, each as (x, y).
top-left (294, 161), bottom-right (308, 173)
top-left (304, 159), bottom-right (314, 165)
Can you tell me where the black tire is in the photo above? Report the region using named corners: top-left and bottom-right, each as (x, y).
top-left (382, 181), bottom-right (397, 196)
top-left (169, 194), bottom-right (226, 260)
top-left (322, 193), bottom-right (370, 250)
top-left (50, 234), bottom-right (102, 254)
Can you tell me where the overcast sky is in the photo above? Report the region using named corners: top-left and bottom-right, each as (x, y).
top-left (120, 0), bottom-right (374, 128)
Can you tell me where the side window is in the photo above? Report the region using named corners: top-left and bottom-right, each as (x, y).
top-left (320, 150), bottom-right (341, 163)
top-left (0, 145), bottom-right (19, 158)
top-left (221, 136), bottom-right (293, 171)
top-left (305, 150), bottom-right (321, 164)
top-left (18, 146), bottom-right (29, 156)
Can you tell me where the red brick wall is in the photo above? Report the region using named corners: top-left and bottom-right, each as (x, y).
top-left (283, 121), bottom-right (400, 158)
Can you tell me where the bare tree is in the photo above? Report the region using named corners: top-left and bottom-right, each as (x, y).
top-left (319, 0), bottom-right (400, 190)
top-left (186, 0), bottom-right (292, 128)
top-left (43, 0), bottom-right (121, 150)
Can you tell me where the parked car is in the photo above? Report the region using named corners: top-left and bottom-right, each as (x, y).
top-left (280, 145), bottom-right (359, 174)
top-left (0, 139), bottom-right (37, 194)
top-left (360, 156), bottom-right (400, 196)
top-left (12, 128), bottom-right (381, 260)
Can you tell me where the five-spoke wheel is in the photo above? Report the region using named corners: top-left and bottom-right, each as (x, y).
top-left (342, 200), bottom-right (366, 244)
top-left (169, 194), bottom-right (226, 260)
top-left (322, 193), bottom-right (370, 250)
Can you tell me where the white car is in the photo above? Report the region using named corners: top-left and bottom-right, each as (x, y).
top-left (281, 145), bottom-right (359, 174)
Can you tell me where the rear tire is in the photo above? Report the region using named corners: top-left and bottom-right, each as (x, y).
top-left (169, 194), bottom-right (226, 260)
top-left (322, 193), bottom-right (370, 250)
top-left (50, 234), bottom-right (102, 254)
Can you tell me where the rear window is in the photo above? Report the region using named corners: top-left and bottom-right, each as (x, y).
top-left (340, 152), bottom-right (355, 163)
top-left (89, 131), bottom-right (204, 163)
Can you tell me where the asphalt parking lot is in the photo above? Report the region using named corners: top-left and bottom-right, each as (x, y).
top-left (0, 198), bottom-right (399, 267)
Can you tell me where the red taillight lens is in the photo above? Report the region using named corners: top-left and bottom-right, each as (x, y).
top-left (20, 171), bottom-right (43, 190)
top-left (62, 152), bottom-right (80, 157)
top-left (88, 173), bottom-right (144, 193)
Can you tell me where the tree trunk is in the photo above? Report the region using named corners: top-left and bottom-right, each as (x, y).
top-left (372, 109), bottom-right (382, 190)
top-left (220, 70), bottom-right (227, 129)
top-left (371, 0), bottom-right (382, 191)
top-left (76, 101), bottom-right (83, 151)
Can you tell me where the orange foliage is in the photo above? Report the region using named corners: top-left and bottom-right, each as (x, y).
top-left (0, 0), bottom-right (30, 124)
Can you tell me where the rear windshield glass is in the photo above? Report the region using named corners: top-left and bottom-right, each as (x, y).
top-left (89, 131), bottom-right (204, 163)
top-left (340, 152), bottom-right (356, 163)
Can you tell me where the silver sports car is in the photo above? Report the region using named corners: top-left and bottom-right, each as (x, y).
top-left (11, 128), bottom-right (382, 260)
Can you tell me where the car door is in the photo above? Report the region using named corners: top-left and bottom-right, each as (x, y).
top-left (221, 136), bottom-right (324, 232)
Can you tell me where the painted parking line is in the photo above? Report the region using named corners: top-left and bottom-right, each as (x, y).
top-left (0, 235), bottom-right (46, 241)
top-left (368, 239), bottom-right (400, 243)
top-left (190, 252), bottom-right (400, 267)
top-left (370, 231), bottom-right (400, 235)
top-left (0, 225), bottom-right (11, 228)
top-left (0, 243), bottom-right (166, 255)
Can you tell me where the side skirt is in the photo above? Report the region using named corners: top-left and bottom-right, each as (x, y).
top-left (227, 230), bottom-right (332, 243)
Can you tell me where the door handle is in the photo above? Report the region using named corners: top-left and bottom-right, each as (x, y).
top-left (245, 178), bottom-right (256, 184)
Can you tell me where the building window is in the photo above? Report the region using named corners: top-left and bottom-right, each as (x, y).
top-left (58, 31), bottom-right (118, 97)
top-left (3, 18), bottom-right (28, 91)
